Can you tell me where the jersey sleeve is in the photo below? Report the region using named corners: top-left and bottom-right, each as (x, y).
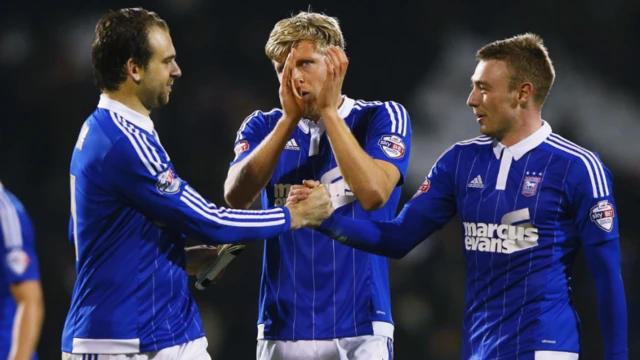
top-left (0, 192), bottom-right (40, 285)
top-left (566, 154), bottom-right (619, 245)
top-left (318, 145), bottom-right (458, 258)
top-left (566, 155), bottom-right (627, 359)
top-left (363, 101), bottom-right (412, 184)
top-left (230, 110), bottom-right (271, 166)
top-left (103, 136), bottom-right (291, 246)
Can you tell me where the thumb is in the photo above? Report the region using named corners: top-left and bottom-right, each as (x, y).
top-left (303, 179), bottom-right (320, 188)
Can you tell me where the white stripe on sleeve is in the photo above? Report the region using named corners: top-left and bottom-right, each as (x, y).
top-left (384, 102), bottom-right (397, 134)
top-left (0, 191), bottom-right (23, 248)
top-left (110, 111), bottom-right (158, 176)
top-left (549, 135), bottom-right (608, 197)
top-left (545, 139), bottom-right (599, 198)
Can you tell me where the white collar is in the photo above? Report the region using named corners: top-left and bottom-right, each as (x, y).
top-left (298, 95), bottom-right (355, 134)
top-left (493, 120), bottom-right (552, 160)
top-left (98, 94), bottom-right (155, 133)
top-left (0, 181), bottom-right (3, 191)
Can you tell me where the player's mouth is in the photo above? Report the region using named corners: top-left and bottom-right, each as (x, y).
top-left (475, 113), bottom-right (486, 122)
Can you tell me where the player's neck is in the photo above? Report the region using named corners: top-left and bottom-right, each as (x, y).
top-left (500, 113), bottom-right (543, 147)
top-left (102, 90), bottom-right (151, 117)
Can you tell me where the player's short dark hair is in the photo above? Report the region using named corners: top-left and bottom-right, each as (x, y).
top-left (92, 7), bottom-right (168, 91)
top-left (477, 33), bottom-right (555, 108)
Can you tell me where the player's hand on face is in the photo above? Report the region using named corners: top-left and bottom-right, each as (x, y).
top-left (285, 180), bottom-right (321, 205)
top-left (317, 46), bottom-right (349, 114)
top-left (279, 47), bottom-right (306, 122)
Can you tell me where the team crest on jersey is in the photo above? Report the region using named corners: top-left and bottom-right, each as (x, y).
top-left (6, 249), bottom-right (30, 276)
top-left (378, 135), bottom-right (405, 159)
top-left (234, 140), bottom-right (249, 160)
top-left (522, 176), bottom-right (541, 197)
top-left (156, 169), bottom-right (181, 194)
top-left (412, 179), bottom-right (431, 199)
top-left (590, 200), bottom-right (615, 232)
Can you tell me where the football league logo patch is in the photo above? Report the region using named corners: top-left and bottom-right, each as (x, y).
top-left (156, 169), bottom-right (181, 194)
top-left (6, 249), bottom-right (30, 276)
top-left (378, 135), bottom-right (406, 159)
top-left (590, 200), bottom-right (615, 232)
top-left (412, 179), bottom-right (431, 199)
top-left (234, 140), bottom-right (249, 160)
top-left (521, 176), bottom-right (541, 197)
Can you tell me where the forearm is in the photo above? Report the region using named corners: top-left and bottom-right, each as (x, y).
top-left (584, 240), bottom-right (628, 359)
top-left (322, 111), bottom-right (393, 209)
top-left (10, 297), bottom-right (44, 360)
top-left (318, 205), bottom-right (439, 259)
top-left (175, 203), bottom-right (292, 246)
top-left (225, 116), bottom-right (299, 209)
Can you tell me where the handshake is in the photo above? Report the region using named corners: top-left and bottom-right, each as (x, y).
top-left (194, 180), bottom-right (333, 290)
top-left (285, 180), bottom-right (334, 230)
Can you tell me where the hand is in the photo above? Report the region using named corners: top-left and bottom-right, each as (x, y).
top-left (279, 48), bottom-right (306, 122)
top-left (285, 180), bottom-right (320, 205)
top-left (185, 245), bottom-right (224, 281)
top-left (286, 184), bottom-right (333, 229)
top-left (316, 46), bottom-right (349, 114)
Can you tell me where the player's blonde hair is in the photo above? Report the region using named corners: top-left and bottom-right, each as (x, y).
top-left (265, 11), bottom-right (345, 62)
top-left (477, 33), bottom-right (556, 108)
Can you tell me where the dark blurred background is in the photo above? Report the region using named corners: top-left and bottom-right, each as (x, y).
top-left (0, 0), bottom-right (638, 359)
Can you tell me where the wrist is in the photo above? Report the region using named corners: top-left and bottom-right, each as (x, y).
top-left (286, 205), bottom-right (303, 230)
top-left (319, 108), bottom-right (339, 119)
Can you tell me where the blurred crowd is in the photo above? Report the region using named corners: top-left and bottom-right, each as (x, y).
top-left (0, 0), bottom-right (638, 358)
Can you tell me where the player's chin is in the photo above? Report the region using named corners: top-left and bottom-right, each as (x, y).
top-left (478, 124), bottom-right (494, 137)
top-left (158, 93), bottom-right (170, 107)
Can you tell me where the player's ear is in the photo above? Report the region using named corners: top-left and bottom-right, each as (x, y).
top-left (126, 58), bottom-right (143, 83)
top-left (517, 82), bottom-right (534, 106)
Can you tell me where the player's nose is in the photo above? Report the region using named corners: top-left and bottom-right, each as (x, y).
top-left (466, 90), bottom-right (479, 107)
top-left (291, 67), bottom-right (303, 82)
top-left (171, 61), bottom-right (182, 78)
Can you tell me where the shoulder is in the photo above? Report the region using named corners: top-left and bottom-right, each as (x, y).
top-left (430, 136), bottom-right (493, 171)
top-left (450, 135), bottom-right (493, 154)
top-left (0, 189), bottom-right (26, 219)
top-left (0, 188), bottom-right (30, 249)
top-left (238, 108), bottom-right (282, 130)
top-left (543, 133), bottom-right (610, 198)
top-left (104, 128), bottom-right (167, 177)
top-left (352, 99), bottom-right (408, 117)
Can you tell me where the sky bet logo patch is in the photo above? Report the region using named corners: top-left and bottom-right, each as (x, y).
top-left (590, 200), bottom-right (614, 232)
top-left (412, 179), bottom-right (430, 199)
top-left (233, 140), bottom-right (249, 160)
top-left (6, 249), bottom-right (30, 276)
top-left (156, 169), bottom-right (181, 194)
top-left (378, 135), bottom-right (405, 159)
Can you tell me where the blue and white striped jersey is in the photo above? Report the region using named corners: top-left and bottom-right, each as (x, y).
top-left (232, 96), bottom-right (412, 340)
top-left (412, 121), bottom-right (619, 358)
top-left (62, 95), bottom-right (292, 354)
top-left (320, 120), bottom-right (626, 358)
top-left (0, 183), bottom-right (39, 360)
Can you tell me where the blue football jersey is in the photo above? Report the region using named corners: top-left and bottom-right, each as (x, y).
top-left (63, 95), bottom-right (292, 354)
top-left (0, 184), bottom-right (40, 360)
top-left (232, 96), bottom-right (412, 340)
top-left (406, 121), bottom-right (618, 359)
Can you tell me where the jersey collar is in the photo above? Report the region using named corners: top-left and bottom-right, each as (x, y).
top-left (297, 95), bottom-right (355, 134)
top-left (98, 94), bottom-right (154, 133)
top-left (493, 120), bottom-right (552, 160)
